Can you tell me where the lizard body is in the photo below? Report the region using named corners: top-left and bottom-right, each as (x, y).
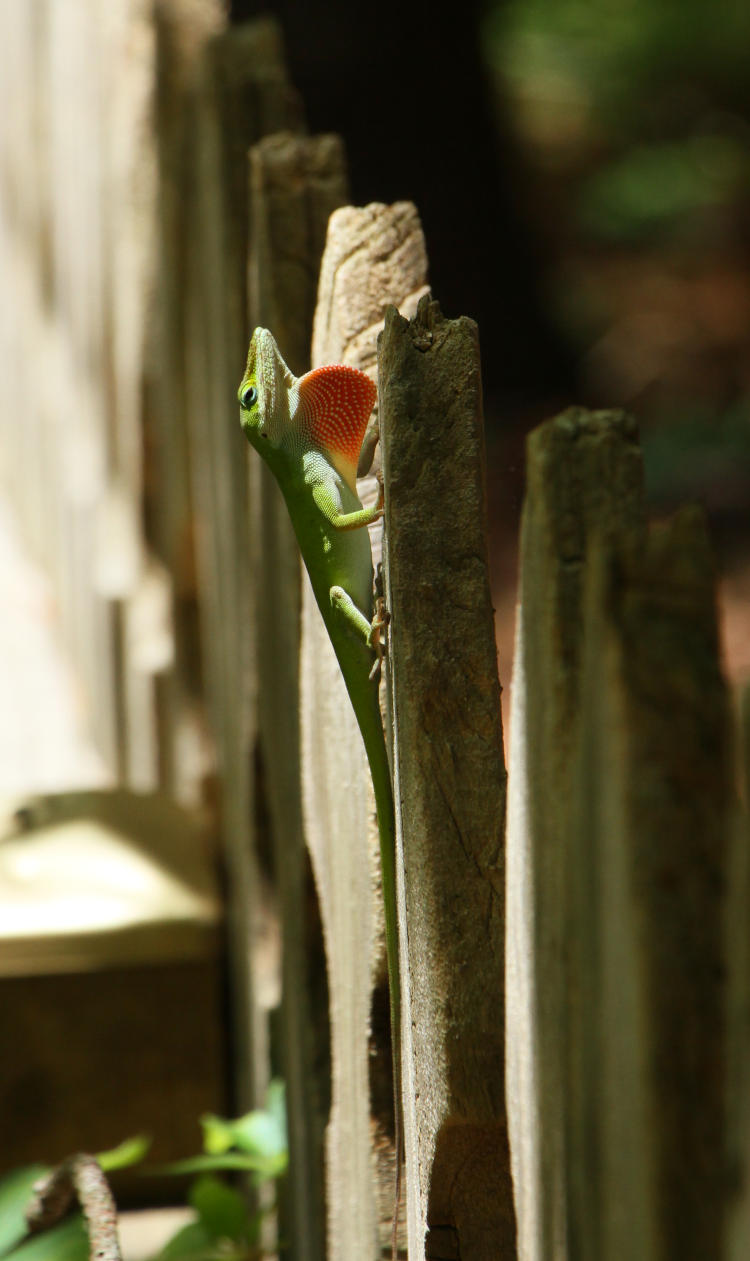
top-left (238, 329), bottom-right (401, 1241)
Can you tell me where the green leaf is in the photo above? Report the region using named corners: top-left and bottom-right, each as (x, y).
top-left (98, 1134), bottom-right (151, 1172)
top-left (154, 1152), bottom-right (285, 1178)
top-left (224, 1113), bottom-right (284, 1162)
top-left (200, 1083), bottom-right (287, 1170)
top-left (199, 1115), bottom-right (235, 1157)
top-left (3, 1216), bottom-right (88, 1261)
top-left (188, 1175), bottom-right (251, 1243)
top-left (0, 1165), bottom-right (47, 1257)
top-left (153, 1219), bottom-right (212, 1260)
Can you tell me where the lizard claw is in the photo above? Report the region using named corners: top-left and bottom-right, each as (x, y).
top-left (368, 596), bottom-right (389, 679)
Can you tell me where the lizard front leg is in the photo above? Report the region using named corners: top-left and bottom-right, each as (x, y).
top-left (313, 480), bottom-right (384, 533)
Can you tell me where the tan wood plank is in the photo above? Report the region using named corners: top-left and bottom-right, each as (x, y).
top-left (305, 201), bottom-right (428, 1261)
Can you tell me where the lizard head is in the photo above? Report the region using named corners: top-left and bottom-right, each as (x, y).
top-left (238, 327), bottom-right (296, 450)
top-left (239, 328), bottom-right (377, 493)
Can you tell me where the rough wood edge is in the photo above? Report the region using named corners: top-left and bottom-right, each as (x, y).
top-left (505, 408), bottom-right (645, 1260)
top-left (567, 507), bottom-right (730, 1259)
top-left (247, 129), bottom-right (349, 1261)
top-left (304, 201), bottom-right (429, 1261)
top-left (184, 16), bottom-right (302, 1115)
top-left (379, 294), bottom-right (516, 1261)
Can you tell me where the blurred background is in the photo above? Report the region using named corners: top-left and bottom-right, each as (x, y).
top-left (0, 0), bottom-right (748, 1236)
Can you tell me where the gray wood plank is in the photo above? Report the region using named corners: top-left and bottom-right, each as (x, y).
top-left (379, 295), bottom-right (516, 1260)
top-left (505, 408), bottom-right (644, 1261)
top-left (567, 506), bottom-right (729, 1260)
top-left (183, 17), bottom-right (301, 1112)
top-left (247, 129), bottom-right (349, 1261)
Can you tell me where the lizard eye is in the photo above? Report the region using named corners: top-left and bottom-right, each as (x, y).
top-left (240, 384), bottom-right (258, 410)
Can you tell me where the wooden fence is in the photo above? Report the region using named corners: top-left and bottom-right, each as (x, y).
top-left (1, 2), bottom-right (749, 1260)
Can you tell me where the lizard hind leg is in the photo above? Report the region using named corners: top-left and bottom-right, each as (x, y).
top-left (329, 585), bottom-right (387, 683)
top-left (368, 595), bottom-right (389, 681)
top-left (329, 584), bottom-right (374, 646)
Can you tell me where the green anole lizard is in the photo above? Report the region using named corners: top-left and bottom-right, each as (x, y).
top-left (238, 328), bottom-right (402, 1248)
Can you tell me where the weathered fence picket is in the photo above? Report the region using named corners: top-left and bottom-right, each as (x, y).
top-left (247, 129), bottom-right (349, 1261)
top-left (302, 201), bottom-right (428, 1259)
top-left (505, 409), bottom-right (645, 1259)
top-left (506, 409), bottom-right (734, 1260)
top-left (0, 0), bottom-right (165, 785)
top-left (181, 15), bottom-right (303, 1113)
top-left (569, 506), bottom-right (728, 1260)
top-left (379, 296), bottom-right (517, 1259)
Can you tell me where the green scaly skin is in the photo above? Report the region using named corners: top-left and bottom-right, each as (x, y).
top-left (239, 329), bottom-right (401, 1239)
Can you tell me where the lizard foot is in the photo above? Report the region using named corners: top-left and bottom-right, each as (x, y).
top-left (367, 596), bottom-right (390, 680)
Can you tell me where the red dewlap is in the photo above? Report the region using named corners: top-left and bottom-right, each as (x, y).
top-left (297, 365), bottom-right (376, 468)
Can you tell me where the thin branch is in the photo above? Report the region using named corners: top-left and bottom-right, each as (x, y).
top-left (26, 1154), bottom-right (122, 1261)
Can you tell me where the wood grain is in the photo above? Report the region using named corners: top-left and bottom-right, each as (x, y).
top-left (305, 201), bottom-right (428, 1261)
top-left (379, 295), bottom-right (516, 1260)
